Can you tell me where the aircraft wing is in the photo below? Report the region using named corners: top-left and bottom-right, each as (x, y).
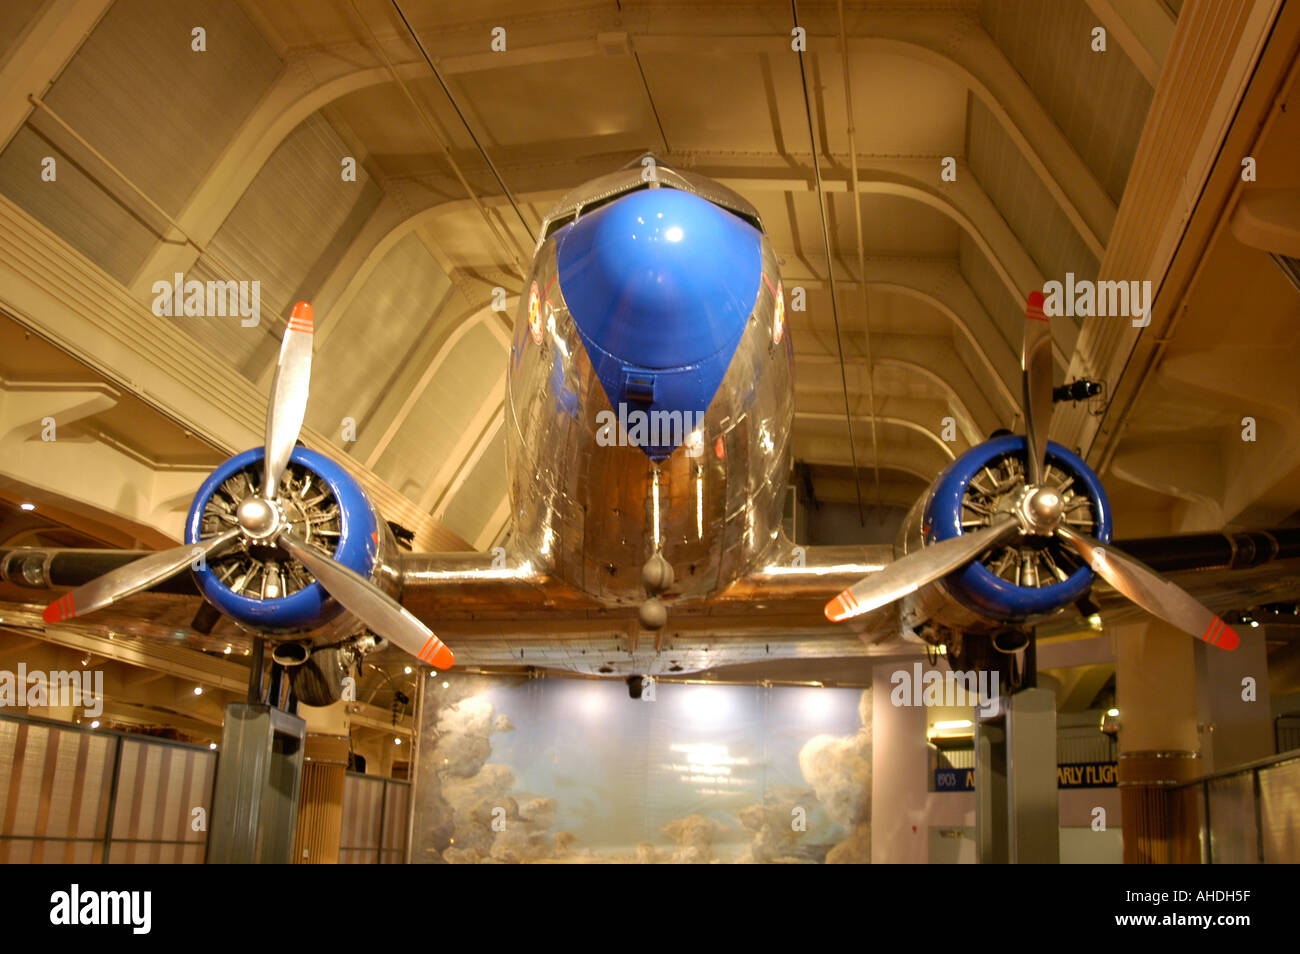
top-left (4, 527), bottom-right (1299, 675)
top-left (0, 541), bottom-right (905, 675)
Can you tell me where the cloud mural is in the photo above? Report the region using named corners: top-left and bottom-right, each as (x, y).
top-left (428, 689), bottom-right (568, 863)
top-left (797, 688), bottom-right (873, 863)
top-left (736, 787), bottom-right (819, 863)
top-left (412, 677), bottom-right (874, 864)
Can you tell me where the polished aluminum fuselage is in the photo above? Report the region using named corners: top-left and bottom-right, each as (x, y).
top-left (504, 175), bottom-right (793, 606)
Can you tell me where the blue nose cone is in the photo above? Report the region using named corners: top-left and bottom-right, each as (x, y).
top-left (556, 187), bottom-right (762, 458)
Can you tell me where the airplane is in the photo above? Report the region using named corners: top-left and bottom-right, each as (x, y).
top-left (3, 158), bottom-right (1300, 706)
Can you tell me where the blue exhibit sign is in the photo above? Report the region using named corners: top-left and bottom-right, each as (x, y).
top-left (933, 761), bottom-right (1118, 792)
top-left (1056, 761), bottom-right (1118, 788)
top-left (934, 768), bottom-right (975, 791)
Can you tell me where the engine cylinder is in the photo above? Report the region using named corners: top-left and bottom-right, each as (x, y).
top-left (184, 446), bottom-right (387, 635)
top-left (915, 435), bottom-right (1112, 625)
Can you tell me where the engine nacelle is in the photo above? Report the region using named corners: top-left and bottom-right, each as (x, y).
top-left (899, 435), bottom-right (1112, 637)
top-left (184, 446), bottom-right (400, 643)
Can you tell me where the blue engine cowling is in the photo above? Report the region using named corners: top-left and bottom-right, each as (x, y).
top-left (183, 446), bottom-right (381, 634)
top-left (923, 435), bottom-right (1112, 621)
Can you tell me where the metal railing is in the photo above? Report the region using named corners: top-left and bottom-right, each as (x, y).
top-left (0, 712), bottom-right (215, 863)
top-left (1181, 749), bottom-right (1300, 863)
top-left (1275, 713), bottom-right (1300, 755)
top-left (339, 771), bottom-right (409, 863)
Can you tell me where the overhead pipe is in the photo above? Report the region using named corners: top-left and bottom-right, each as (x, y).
top-left (837, 0), bottom-right (882, 497)
top-left (792, 0), bottom-right (865, 525)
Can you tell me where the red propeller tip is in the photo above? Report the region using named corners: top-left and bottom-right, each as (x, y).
top-left (42, 594), bottom-right (74, 623)
top-left (287, 302), bottom-right (314, 335)
top-left (824, 592), bottom-right (856, 622)
top-left (416, 633), bottom-right (455, 669)
top-left (1025, 291), bottom-right (1048, 321)
top-left (1201, 616), bottom-right (1240, 650)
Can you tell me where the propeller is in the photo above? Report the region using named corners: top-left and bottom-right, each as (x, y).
top-left (824, 292), bottom-right (1241, 651)
top-left (42, 302), bottom-right (455, 668)
top-left (1055, 526), bottom-right (1239, 650)
top-left (43, 528), bottom-right (239, 624)
top-left (826, 518), bottom-right (1018, 622)
top-left (1021, 290), bottom-right (1053, 487)
top-left (263, 302), bottom-right (314, 498)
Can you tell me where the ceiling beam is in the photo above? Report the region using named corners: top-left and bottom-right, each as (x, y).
top-left (426, 396), bottom-right (504, 516)
top-left (793, 429), bottom-right (951, 478)
top-left (1081, 0), bottom-right (1176, 86)
top-left (1055, 0), bottom-right (1286, 466)
top-left (0, 0), bottom-right (112, 153)
top-left (421, 13), bottom-right (1117, 253)
top-left (795, 333), bottom-right (1004, 439)
top-left (0, 195), bottom-right (469, 551)
top-left (775, 255), bottom-right (1022, 414)
top-left (358, 306), bottom-right (503, 470)
top-left (123, 43), bottom-right (426, 299)
top-left (402, 155), bottom-right (1048, 337)
top-left (795, 412), bottom-right (956, 460)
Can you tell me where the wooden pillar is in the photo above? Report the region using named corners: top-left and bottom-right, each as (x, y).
top-left (1114, 620), bottom-right (1202, 863)
top-left (293, 701), bottom-right (351, 864)
top-left (293, 733), bottom-right (349, 864)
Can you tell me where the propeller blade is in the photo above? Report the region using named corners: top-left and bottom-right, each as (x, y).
top-left (277, 531), bottom-right (454, 669)
top-left (263, 301), bottom-right (314, 498)
top-left (825, 517), bottom-right (1019, 622)
top-left (42, 529), bottom-right (240, 623)
top-left (1056, 525), bottom-right (1239, 650)
top-left (1022, 291), bottom-right (1053, 487)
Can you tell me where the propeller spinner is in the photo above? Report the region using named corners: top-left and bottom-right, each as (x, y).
top-left (825, 292), bottom-right (1240, 652)
top-left (42, 302), bottom-right (455, 670)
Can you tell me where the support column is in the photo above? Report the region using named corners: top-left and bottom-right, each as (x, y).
top-left (1006, 688), bottom-right (1059, 863)
top-left (975, 686), bottom-right (1059, 863)
top-left (1114, 620), bottom-right (1202, 863)
top-left (207, 703), bottom-right (306, 864)
top-left (1195, 625), bottom-right (1274, 773)
top-left (293, 701), bottom-right (350, 864)
top-left (974, 720), bottom-right (1007, 863)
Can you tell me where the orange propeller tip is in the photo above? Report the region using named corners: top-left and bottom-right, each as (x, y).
top-left (432, 646), bottom-right (455, 669)
top-left (287, 302), bottom-right (314, 334)
top-left (1027, 290), bottom-right (1045, 308)
top-left (1217, 627), bottom-right (1240, 651)
top-left (43, 594), bottom-right (74, 623)
top-left (824, 593), bottom-right (853, 623)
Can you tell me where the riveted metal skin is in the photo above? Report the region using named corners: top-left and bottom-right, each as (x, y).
top-left (184, 446), bottom-right (400, 640)
top-left (903, 435), bottom-right (1112, 625)
top-left (506, 164), bottom-right (793, 606)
